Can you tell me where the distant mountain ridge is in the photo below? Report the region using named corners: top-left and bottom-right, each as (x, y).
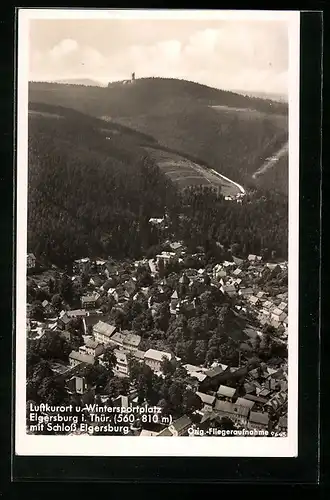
top-left (31, 78), bottom-right (105, 87)
top-left (29, 77), bottom-right (288, 193)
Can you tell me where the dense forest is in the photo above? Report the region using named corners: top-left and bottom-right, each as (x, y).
top-left (28, 105), bottom-right (287, 268)
top-left (29, 78), bottom-right (288, 192)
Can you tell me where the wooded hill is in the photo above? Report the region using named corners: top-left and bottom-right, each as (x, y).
top-left (29, 78), bottom-right (288, 193)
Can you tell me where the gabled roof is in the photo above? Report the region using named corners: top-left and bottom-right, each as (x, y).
top-left (214, 400), bottom-right (249, 417)
top-left (157, 427), bottom-right (173, 436)
top-left (144, 349), bottom-right (172, 362)
top-left (123, 332), bottom-right (141, 347)
top-left (85, 338), bottom-right (102, 349)
top-left (196, 392), bottom-right (216, 406)
top-left (249, 411), bottom-right (269, 426)
top-left (204, 365), bottom-right (225, 378)
top-left (169, 415), bottom-right (191, 433)
top-left (217, 385), bottom-right (236, 398)
top-left (235, 397), bottom-right (255, 409)
top-left (93, 321), bottom-right (116, 338)
top-left (69, 351), bottom-right (94, 364)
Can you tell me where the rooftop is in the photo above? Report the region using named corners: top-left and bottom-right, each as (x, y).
top-left (93, 320), bottom-right (116, 338)
top-left (217, 385), bottom-right (236, 398)
top-left (69, 351), bottom-right (94, 365)
top-left (214, 400), bottom-right (249, 418)
top-left (144, 349), bottom-right (172, 362)
top-left (169, 415), bottom-right (192, 433)
top-left (249, 411), bottom-right (269, 426)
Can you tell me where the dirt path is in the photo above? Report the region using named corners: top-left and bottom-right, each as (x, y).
top-left (252, 142), bottom-right (288, 179)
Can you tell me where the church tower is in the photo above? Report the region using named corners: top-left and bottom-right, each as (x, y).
top-left (131, 72), bottom-right (135, 82)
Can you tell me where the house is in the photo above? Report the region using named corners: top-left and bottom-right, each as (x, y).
top-left (110, 331), bottom-right (141, 352)
top-left (157, 427), bottom-right (173, 436)
top-left (81, 293), bottom-right (100, 310)
top-left (248, 254), bottom-right (262, 263)
top-left (124, 278), bottom-right (137, 296)
top-left (232, 268), bottom-right (242, 277)
top-left (140, 429), bottom-right (158, 436)
top-left (27, 253), bottom-right (36, 270)
top-left (266, 391), bottom-right (288, 413)
top-left (277, 415), bottom-right (287, 432)
top-left (73, 257), bottom-right (91, 274)
top-left (69, 351), bottom-right (95, 368)
top-left (94, 259), bottom-right (107, 274)
top-left (149, 217), bottom-right (165, 226)
top-left (233, 256), bottom-right (244, 266)
top-left (235, 397), bottom-right (255, 411)
top-left (249, 296), bottom-right (260, 307)
top-left (67, 375), bottom-right (88, 394)
top-left (148, 259), bottom-right (158, 276)
top-left (132, 349), bottom-right (146, 362)
top-left (112, 394), bottom-right (130, 410)
top-left (244, 394), bottom-right (269, 406)
top-left (170, 290), bottom-right (179, 311)
top-left (240, 287), bottom-right (254, 298)
top-left (57, 313), bottom-right (72, 331)
top-left (144, 349), bottom-right (172, 372)
top-left (113, 349), bottom-right (130, 376)
top-left (79, 339), bottom-right (104, 357)
top-left (113, 288), bottom-right (130, 303)
top-left (67, 309), bottom-right (87, 319)
top-left (123, 332), bottom-right (141, 351)
top-left (195, 392), bottom-right (216, 411)
top-left (221, 284), bottom-right (237, 297)
top-left (271, 308), bottom-right (287, 323)
top-left (217, 385), bottom-right (237, 402)
top-left (248, 411), bottom-right (269, 431)
top-left (93, 320), bottom-right (117, 344)
top-left (214, 400), bottom-right (249, 426)
top-left (156, 252), bottom-right (176, 267)
top-left (199, 365), bottom-right (229, 392)
top-left (168, 415), bottom-right (192, 436)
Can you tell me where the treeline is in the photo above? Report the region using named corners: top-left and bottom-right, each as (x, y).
top-left (28, 109), bottom-right (287, 268)
top-left (177, 186), bottom-right (288, 260)
top-left (28, 112), bottom-right (180, 267)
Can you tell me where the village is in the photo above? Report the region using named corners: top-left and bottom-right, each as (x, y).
top-left (26, 235), bottom-right (288, 438)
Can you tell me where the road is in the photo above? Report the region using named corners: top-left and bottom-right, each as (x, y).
top-left (208, 168), bottom-right (246, 196)
top-left (252, 142), bottom-right (288, 179)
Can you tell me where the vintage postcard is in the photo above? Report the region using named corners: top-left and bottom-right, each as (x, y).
top-left (15, 9), bottom-right (300, 457)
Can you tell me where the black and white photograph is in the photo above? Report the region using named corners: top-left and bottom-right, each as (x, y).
top-left (16, 9), bottom-right (300, 457)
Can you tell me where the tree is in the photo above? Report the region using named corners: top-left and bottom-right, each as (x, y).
top-left (59, 274), bottom-right (73, 303)
top-left (160, 356), bottom-right (175, 377)
top-left (102, 347), bottom-right (117, 374)
top-left (106, 377), bottom-right (130, 399)
top-left (37, 376), bottom-right (68, 405)
top-left (80, 363), bottom-right (109, 391)
top-left (51, 293), bottom-right (63, 311)
top-left (182, 388), bottom-right (203, 415)
top-left (30, 301), bottom-right (44, 322)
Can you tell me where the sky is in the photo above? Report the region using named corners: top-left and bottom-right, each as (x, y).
top-left (28, 18), bottom-right (289, 96)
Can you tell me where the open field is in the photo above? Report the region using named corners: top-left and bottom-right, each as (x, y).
top-left (144, 147), bottom-right (242, 196)
top-left (210, 105), bottom-right (288, 128)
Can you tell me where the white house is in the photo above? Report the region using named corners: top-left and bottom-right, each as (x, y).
top-left (144, 349), bottom-right (172, 372)
top-left (93, 320), bottom-right (117, 344)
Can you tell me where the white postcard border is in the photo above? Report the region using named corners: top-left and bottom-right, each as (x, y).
top-left (15, 8), bottom-right (300, 457)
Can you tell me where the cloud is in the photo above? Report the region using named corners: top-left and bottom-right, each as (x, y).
top-left (50, 38), bottom-right (79, 59)
top-left (29, 21), bottom-right (288, 94)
